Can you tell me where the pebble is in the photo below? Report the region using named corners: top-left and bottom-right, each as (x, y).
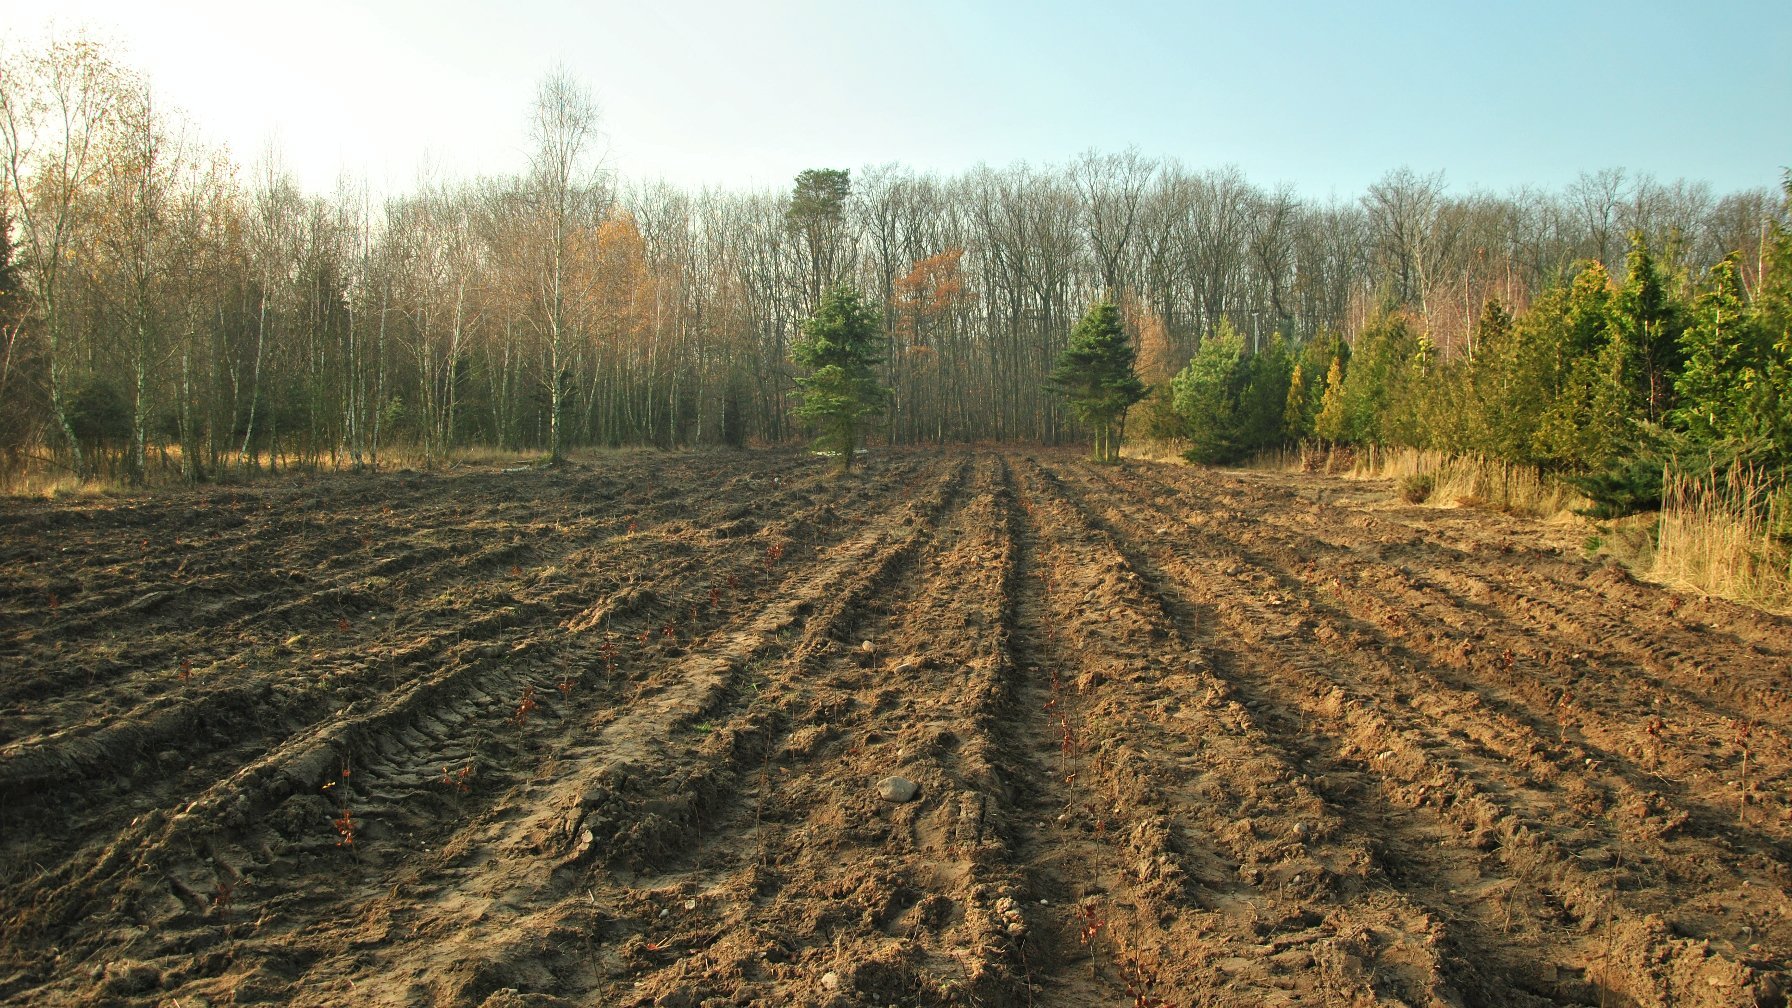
top-left (877, 776), bottom-right (919, 803)
top-left (820, 971), bottom-right (840, 991)
top-left (682, 899), bottom-right (697, 911)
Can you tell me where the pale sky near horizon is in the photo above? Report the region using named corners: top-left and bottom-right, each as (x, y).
top-left (3, 0), bottom-right (1788, 201)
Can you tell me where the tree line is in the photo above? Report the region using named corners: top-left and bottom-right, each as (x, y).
top-left (2, 39), bottom-right (1785, 485)
top-left (1161, 192), bottom-right (1792, 516)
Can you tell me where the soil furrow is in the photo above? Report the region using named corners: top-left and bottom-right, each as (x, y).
top-left (1020, 457), bottom-right (1543, 1007)
top-left (1059, 459), bottom-right (1789, 1008)
top-left (282, 455), bottom-right (977, 1007)
top-left (1087, 465), bottom-right (1792, 856)
top-left (6, 449), bottom-right (1788, 1008)
top-left (0, 453), bottom-right (930, 1000)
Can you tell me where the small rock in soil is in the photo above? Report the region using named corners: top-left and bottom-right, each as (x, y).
top-left (877, 776), bottom-right (919, 802)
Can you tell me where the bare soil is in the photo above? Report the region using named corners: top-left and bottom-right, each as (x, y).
top-left (1, 449), bottom-right (1787, 1008)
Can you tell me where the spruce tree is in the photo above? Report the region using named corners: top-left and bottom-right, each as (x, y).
top-left (1610, 235), bottom-right (1687, 423)
top-left (1240, 336), bottom-right (1295, 450)
top-left (792, 284), bottom-right (887, 472)
top-left (1047, 300), bottom-right (1147, 462)
top-left (1282, 362), bottom-right (1308, 442)
top-left (1339, 311), bottom-right (1421, 445)
top-left (1315, 355), bottom-right (1348, 445)
top-left (1741, 182), bottom-right (1792, 462)
top-left (1171, 322), bottom-right (1247, 464)
top-left (1671, 255), bottom-right (1759, 444)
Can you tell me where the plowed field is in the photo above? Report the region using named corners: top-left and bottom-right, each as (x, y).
top-left (1, 450), bottom-right (1788, 1008)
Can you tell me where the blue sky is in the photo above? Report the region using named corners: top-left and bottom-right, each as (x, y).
top-left (4, 0), bottom-right (1788, 198)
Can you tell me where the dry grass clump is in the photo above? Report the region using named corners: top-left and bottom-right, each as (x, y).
top-left (1653, 462), bottom-right (1792, 612)
top-left (0, 441), bottom-right (571, 497)
top-left (1399, 472), bottom-right (1436, 503)
top-left (1242, 443), bottom-right (1360, 474)
top-left (1119, 439), bottom-right (1192, 465)
top-left (373, 443), bottom-right (551, 469)
top-left (1347, 446), bottom-right (1589, 520)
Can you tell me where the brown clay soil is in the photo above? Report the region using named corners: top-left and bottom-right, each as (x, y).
top-left (1, 449), bottom-right (1788, 1008)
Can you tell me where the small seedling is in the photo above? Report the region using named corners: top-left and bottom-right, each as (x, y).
top-left (627, 519), bottom-right (639, 534)
top-left (511, 564), bottom-right (522, 577)
top-left (708, 587), bottom-right (721, 609)
top-left (178, 659), bottom-right (193, 683)
top-left (321, 762), bottom-right (352, 793)
top-left (47, 593), bottom-right (59, 611)
top-left (211, 878), bottom-right (236, 916)
top-left (1554, 691), bottom-right (1575, 743)
top-left (337, 616), bottom-right (351, 632)
top-left (513, 685), bottom-right (538, 727)
top-left (557, 673), bottom-right (575, 700)
top-left (1736, 717), bottom-right (1753, 824)
top-left (763, 542), bottom-right (784, 570)
top-left (1119, 952), bottom-right (1173, 1008)
top-left (439, 764), bottom-right (473, 794)
top-left (333, 806), bottom-right (356, 847)
top-left (1076, 902), bottom-right (1105, 946)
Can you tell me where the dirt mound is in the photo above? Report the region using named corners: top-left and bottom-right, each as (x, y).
top-left (1, 449), bottom-right (1786, 1006)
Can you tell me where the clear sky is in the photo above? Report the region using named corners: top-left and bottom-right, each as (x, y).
top-left (3, 0), bottom-right (1788, 199)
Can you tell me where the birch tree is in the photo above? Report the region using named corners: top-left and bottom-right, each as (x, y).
top-left (526, 69), bottom-right (604, 463)
top-left (0, 38), bottom-right (127, 477)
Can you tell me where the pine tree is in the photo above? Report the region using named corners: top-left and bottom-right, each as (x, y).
top-left (1047, 300), bottom-right (1147, 462)
top-left (788, 169), bottom-right (851, 309)
top-left (792, 284), bottom-right (887, 472)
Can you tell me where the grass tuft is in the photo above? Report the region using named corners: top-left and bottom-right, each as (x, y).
top-left (1653, 461), bottom-right (1791, 612)
top-left (1345, 446), bottom-right (1589, 520)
